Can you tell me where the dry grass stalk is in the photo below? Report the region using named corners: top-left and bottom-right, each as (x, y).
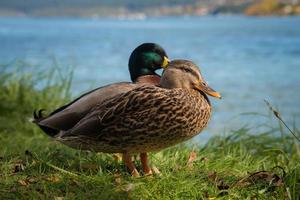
top-left (264, 99), bottom-right (300, 142)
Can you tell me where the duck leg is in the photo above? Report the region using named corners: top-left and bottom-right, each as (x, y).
top-left (122, 153), bottom-right (140, 177)
top-left (140, 153), bottom-right (152, 176)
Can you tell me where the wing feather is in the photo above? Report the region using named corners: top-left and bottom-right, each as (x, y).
top-left (60, 85), bottom-right (168, 138)
top-left (37, 82), bottom-right (136, 132)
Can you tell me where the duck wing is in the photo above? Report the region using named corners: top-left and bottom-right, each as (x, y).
top-left (59, 85), bottom-right (177, 139)
top-left (35, 82), bottom-right (137, 136)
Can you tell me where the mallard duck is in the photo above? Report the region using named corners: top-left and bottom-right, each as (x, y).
top-left (49, 60), bottom-right (221, 176)
top-left (33, 43), bottom-right (169, 137)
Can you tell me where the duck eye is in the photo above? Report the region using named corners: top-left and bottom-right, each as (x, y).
top-left (202, 82), bottom-right (207, 86)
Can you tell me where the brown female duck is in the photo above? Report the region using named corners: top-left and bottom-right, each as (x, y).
top-left (53, 60), bottom-right (221, 176)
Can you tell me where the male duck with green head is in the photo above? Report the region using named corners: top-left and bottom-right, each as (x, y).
top-left (34, 43), bottom-right (169, 134)
top-left (33, 43), bottom-right (169, 174)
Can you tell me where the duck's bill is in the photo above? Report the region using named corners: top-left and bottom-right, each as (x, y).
top-left (162, 56), bottom-right (170, 68)
top-left (194, 82), bottom-right (222, 99)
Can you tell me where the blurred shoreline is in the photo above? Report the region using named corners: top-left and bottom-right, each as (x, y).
top-left (1, 0), bottom-right (300, 19)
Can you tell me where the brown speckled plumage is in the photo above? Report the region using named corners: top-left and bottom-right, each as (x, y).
top-left (57, 86), bottom-right (211, 153)
top-left (56, 60), bottom-right (220, 155)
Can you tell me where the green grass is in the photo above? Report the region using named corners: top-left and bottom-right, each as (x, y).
top-left (0, 64), bottom-right (299, 199)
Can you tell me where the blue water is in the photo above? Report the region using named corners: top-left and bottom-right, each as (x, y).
top-left (1, 16), bottom-right (300, 142)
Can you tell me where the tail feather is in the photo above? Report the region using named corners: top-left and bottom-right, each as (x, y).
top-left (33, 109), bottom-right (45, 122)
top-left (33, 110), bottom-right (38, 120)
top-left (32, 109), bottom-right (59, 137)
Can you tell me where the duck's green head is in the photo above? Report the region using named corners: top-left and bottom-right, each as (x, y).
top-left (128, 43), bottom-right (169, 82)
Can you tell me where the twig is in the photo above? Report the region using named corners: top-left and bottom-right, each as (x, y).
top-left (264, 99), bottom-right (300, 143)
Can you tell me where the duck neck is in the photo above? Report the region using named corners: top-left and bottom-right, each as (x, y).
top-left (135, 75), bottom-right (161, 85)
top-left (129, 65), bottom-right (156, 82)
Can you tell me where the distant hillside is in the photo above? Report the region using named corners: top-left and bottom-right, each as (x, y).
top-left (0, 0), bottom-right (198, 17)
top-left (0, 0), bottom-right (299, 17)
top-left (245, 0), bottom-right (300, 15)
top-left (0, 0), bottom-right (197, 12)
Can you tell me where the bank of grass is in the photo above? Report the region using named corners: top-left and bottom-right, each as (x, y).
top-left (0, 65), bottom-right (299, 199)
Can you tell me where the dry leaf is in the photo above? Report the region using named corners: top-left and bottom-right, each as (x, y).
top-left (54, 197), bottom-right (64, 200)
top-left (12, 159), bottom-right (26, 174)
top-left (123, 183), bottom-right (135, 192)
top-left (152, 166), bottom-right (161, 175)
top-left (187, 151), bottom-right (197, 167)
top-left (233, 171), bottom-right (284, 188)
top-left (18, 180), bottom-right (29, 186)
top-left (27, 177), bottom-right (38, 183)
top-left (13, 163), bottom-right (25, 173)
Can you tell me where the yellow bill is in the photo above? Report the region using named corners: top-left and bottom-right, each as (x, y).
top-left (162, 56), bottom-right (170, 68)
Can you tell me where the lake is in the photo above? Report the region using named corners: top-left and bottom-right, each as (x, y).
top-left (1, 16), bottom-right (300, 142)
